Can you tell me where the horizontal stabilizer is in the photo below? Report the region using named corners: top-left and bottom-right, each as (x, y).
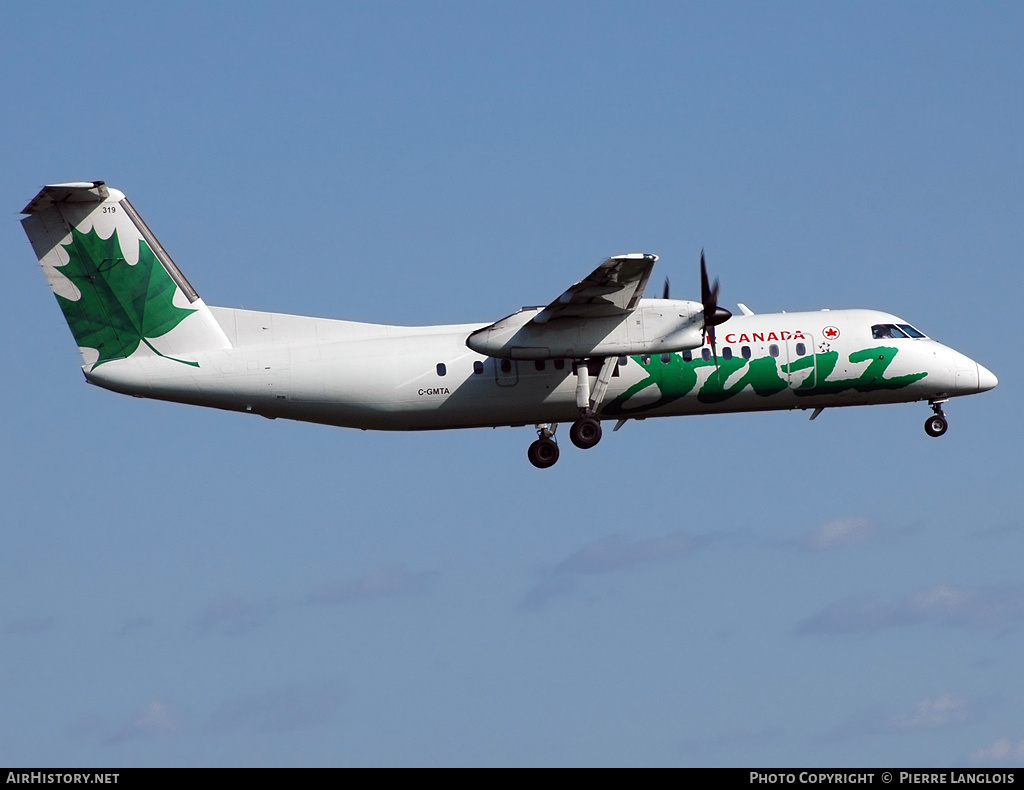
top-left (22, 182), bottom-right (110, 214)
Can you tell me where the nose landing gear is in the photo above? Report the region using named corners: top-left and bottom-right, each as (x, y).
top-left (925, 400), bottom-right (948, 437)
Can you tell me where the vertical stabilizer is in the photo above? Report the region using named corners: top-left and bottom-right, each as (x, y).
top-left (21, 182), bottom-right (231, 369)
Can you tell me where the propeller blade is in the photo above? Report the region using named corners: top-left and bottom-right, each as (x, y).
top-left (699, 250), bottom-right (731, 373)
top-left (662, 277), bottom-right (670, 300)
top-left (700, 250), bottom-right (714, 310)
top-left (699, 250), bottom-right (731, 330)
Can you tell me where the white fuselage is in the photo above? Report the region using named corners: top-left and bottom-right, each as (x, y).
top-left (83, 301), bottom-right (995, 431)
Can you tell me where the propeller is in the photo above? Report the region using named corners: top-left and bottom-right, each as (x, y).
top-left (700, 250), bottom-right (732, 370)
top-left (662, 277), bottom-right (670, 300)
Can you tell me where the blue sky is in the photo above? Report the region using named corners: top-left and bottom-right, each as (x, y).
top-left (1, 1), bottom-right (1021, 767)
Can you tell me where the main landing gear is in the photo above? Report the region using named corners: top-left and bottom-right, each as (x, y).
top-left (924, 400), bottom-right (948, 437)
top-left (528, 357), bottom-right (619, 467)
top-left (527, 415), bottom-right (606, 468)
top-left (569, 415), bottom-right (602, 449)
top-left (528, 424), bottom-right (560, 469)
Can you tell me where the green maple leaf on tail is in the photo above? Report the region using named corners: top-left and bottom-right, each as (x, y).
top-left (55, 226), bottom-right (198, 367)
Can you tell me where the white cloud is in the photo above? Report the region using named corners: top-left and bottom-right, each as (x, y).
top-left (796, 583), bottom-right (1024, 635)
top-left (118, 616), bottom-right (154, 637)
top-left (971, 737), bottom-right (1024, 764)
top-left (826, 692), bottom-right (974, 741)
top-left (807, 518), bottom-right (875, 550)
top-left (886, 693), bottom-right (971, 731)
top-left (518, 573), bottom-right (578, 612)
top-left (520, 532), bottom-right (714, 611)
top-left (197, 595), bottom-right (273, 635)
top-left (306, 566), bottom-right (436, 605)
top-left (209, 684), bottom-right (341, 733)
top-left (108, 700), bottom-right (180, 744)
top-left (4, 616), bottom-right (56, 634)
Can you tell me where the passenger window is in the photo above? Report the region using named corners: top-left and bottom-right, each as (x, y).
top-left (473, 361), bottom-right (484, 375)
top-left (618, 356), bottom-right (628, 366)
top-left (436, 363), bottom-right (447, 376)
top-left (741, 345), bottom-right (751, 359)
top-left (795, 343), bottom-right (805, 356)
top-left (642, 355), bottom-right (651, 365)
top-left (500, 359), bottom-right (512, 373)
top-left (660, 353), bottom-right (671, 364)
top-left (769, 344), bottom-right (779, 358)
top-left (722, 347), bottom-right (732, 360)
top-left (683, 350), bottom-right (692, 362)
top-left (554, 359), bottom-right (565, 370)
top-left (702, 348), bottom-right (711, 362)
top-left (535, 360), bottom-right (545, 371)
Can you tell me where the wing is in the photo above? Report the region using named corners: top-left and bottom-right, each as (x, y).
top-left (531, 253), bottom-right (657, 324)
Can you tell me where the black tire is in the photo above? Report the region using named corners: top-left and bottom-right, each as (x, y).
top-left (924, 415), bottom-right (948, 437)
top-left (569, 417), bottom-right (603, 450)
top-left (528, 438), bottom-right (560, 468)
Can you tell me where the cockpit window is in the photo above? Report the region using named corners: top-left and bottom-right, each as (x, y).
top-left (898, 323), bottom-right (927, 339)
top-left (872, 323), bottom-right (910, 339)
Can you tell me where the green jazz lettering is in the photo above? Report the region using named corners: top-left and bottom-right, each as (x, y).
top-left (606, 347), bottom-right (925, 415)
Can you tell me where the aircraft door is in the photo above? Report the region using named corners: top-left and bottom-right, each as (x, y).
top-left (495, 357), bottom-right (518, 387)
top-left (786, 335), bottom-right (815, 390)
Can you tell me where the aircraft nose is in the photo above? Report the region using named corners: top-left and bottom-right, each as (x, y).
top-left (977, 363), bottom-right (998, 392)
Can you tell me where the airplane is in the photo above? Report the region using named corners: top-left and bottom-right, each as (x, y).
top-left (21, 181), bottom-right (997, 469)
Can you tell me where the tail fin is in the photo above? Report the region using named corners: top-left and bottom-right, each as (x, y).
top-left (21, 182), bottom-right (230, 369)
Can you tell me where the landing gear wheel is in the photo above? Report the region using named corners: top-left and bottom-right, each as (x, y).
top-left (570, 416), bottom-right (603, 450)
top-left (924, 415), bottom-right (948, 437)
top-left (528, 438), bottom-right (560, 468)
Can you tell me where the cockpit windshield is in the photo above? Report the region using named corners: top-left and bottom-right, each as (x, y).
top-left (897, 324), bottom-right (926, 338)
top-left (872, 323), bottom-right (927, 340)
